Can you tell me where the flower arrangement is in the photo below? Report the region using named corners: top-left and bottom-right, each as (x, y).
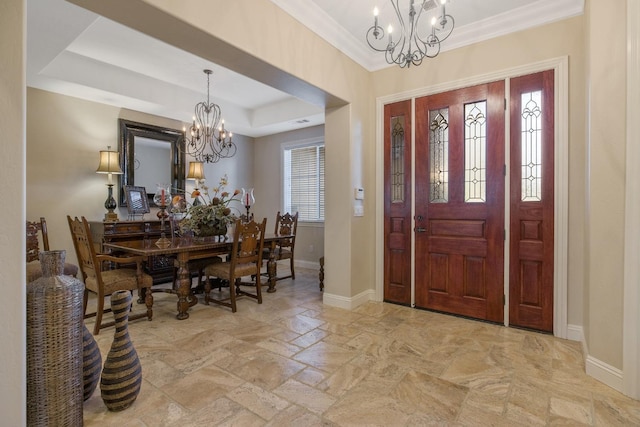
top-left (172, 175), bottom-right (241, 236)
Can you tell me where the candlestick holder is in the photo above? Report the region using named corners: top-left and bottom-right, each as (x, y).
top-left (153, 186), bottom-right (172, 248)
top-left (241, 188), bottom-right (255, 222)
top-left (154, 205), bottom-right (171, 247)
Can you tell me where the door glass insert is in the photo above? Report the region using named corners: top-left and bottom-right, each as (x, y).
top-left (521, 90), bottom-right (543, 201)
top-left (464, 101), bottom-right (487, 202)
top-left (391, 116), bottom-right (405, 203)
top-left (429, 109), bottom-right (449, 203)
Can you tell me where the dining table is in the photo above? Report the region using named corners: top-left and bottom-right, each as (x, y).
top-left (103, 233), bottom-right (292, 320)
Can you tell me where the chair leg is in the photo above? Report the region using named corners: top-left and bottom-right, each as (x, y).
top-left (229, 277), bottom-right (237, 313)
top-left (255, 272), bottom-right (263, 304)
top-left (290, 257), bottom-right (295, 280)
top-left (204, 277), bottom-right (212, 305)
top-left (94, 291), bottom-right (105, 335)
top-left (83, 289), bottom-right (89, 316)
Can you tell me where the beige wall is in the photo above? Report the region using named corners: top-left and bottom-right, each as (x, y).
top-left (0, 0), bottom-right (26, 423)
top-left (585, 0), bottom-right (627, 368)
top-left (254, 125), bottom-right (325, 266)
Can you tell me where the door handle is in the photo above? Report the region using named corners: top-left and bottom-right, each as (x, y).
top-left (415, 227), bottom-right (426, 233)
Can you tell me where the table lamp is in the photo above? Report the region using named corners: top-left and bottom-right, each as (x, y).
top-left (186, 161), bottom-right (206, 206)
top-left (96, 146), bottom-right (123, 222)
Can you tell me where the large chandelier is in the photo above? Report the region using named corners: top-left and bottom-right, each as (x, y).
top-left (183, 69), bottom-right (237, 163)
top-left (366, 0), bottom-right (454, 68)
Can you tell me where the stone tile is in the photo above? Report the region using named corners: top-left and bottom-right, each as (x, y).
top-left (549, 396), bottom-right (593, 425)
top-left (272, 379), bottom-right (336, 415)
top-left (393, 370), bottom-right (467, 421)
top-left (81, 268), bottom-right (639, 427)
top-left (276, 313), bottom-right (326, 335)
top-left (593, 394), bottom-right (640, 426)
top-left (293, 341), bottom-right (359, 373)
top-left (440, 350), bottom-right (512, 397)
top-left (226, 382), bottom-right (290, 420)
top-left (266, 404), bottom-right (334, 427)
top-left (159, 364), bottom-right (244, 411)
top-left (295, 366), bottom-right (329, 387)
top-left (322, 381), bottom-right (414, 425)
top-left (165, 397), bottom-right (259, 426)
top-left (232, 350), bottom-right (307, 390)
top-left (319, 363), bottom-right (369, 397)
top-left (290, 328), bottom-right (330, 348)
top-left (256, 336), bottom-right (304, 358)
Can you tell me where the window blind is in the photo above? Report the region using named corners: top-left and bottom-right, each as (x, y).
top-left (284, 144), bottom-right (325, 221)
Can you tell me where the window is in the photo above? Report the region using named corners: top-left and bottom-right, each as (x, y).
top-left (283, 141), bottom-right (325, 221)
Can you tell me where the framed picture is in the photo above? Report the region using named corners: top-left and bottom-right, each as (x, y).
top-left (124, 185), bottom-right (150, 215)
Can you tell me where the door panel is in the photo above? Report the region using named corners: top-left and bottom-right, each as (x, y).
top-left (509, 70), bottom-right (554, 332)
top-left (383, 100), bottom-right (412, 305)
top-left (414, 82), bottom-right (505, 323)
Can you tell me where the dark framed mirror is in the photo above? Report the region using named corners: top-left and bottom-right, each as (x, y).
top-left (118, 119), bottom-right (185, 207)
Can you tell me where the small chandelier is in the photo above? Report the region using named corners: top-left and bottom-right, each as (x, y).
top-left (183, 69), bottom-right (237, 163)
top-left (366, 0), bottom-right (455, 68)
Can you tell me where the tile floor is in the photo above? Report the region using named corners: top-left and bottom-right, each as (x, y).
top-left (83, 268), bottom-right (640, 426)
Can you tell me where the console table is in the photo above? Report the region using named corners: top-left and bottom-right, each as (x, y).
top-left (89, 219), bottom-right (174, 284)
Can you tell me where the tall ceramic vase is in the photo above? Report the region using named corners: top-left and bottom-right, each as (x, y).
top-left (26, 250), bottom-right (84, 426)
top-left (100, 290), bottom-right (142, 411)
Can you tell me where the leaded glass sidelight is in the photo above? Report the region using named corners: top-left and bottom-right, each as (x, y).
top-left (521, 90), bottom-right (543, 201)
top-left (464, 101), bottom-right (487, 203)
top-left (390, 116), bottom-right (405, 203)
top-left (429, 109), bottom-right (449, 203)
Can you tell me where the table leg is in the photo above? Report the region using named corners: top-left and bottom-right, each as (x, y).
top-left (176, 252), bottom-right (192, 319)
top-left (267, 240), bottom-right (277, 293)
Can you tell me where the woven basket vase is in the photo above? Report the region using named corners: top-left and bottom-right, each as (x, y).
top-left (27, 250), bottom-right (84, 426)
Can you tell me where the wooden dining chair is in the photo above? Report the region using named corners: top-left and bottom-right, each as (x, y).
top-left (265, 211), bottom-right (298, 280)
top-left (67, 216), bottom-right (153, 335)
top-left (203, 218), bottom-right (267, 312)
top-left (26, 217), bottom-right (78, 283)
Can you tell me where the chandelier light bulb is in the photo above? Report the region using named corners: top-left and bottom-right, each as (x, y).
top-left (373, 6), bottom-right (379, 16)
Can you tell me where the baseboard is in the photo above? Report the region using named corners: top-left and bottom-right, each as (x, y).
top-left (566, 323), bottom-right (584, 343)
top-left (323, 289), bottom-right (375, 310)
top-left (293, 259), bottom-right (320, 270)
top-left (568, 323), bottom-right (624, 394)
top-left (586, 355), bottom-right (624, 393)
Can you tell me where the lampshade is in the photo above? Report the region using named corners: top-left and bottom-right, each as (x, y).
top-left (186, 161), bottom-right (206, 180)
top-left (96, 146), bottom-right (123, 174)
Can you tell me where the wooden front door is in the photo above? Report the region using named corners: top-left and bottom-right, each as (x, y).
top-left (414, 81), bottom-right (505, 322)
top-left (383, 100), bottom-right (412, 305)
top-left (509, 70), bottom-right (555, 332)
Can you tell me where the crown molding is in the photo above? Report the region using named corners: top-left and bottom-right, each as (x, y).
top-left (271, 0), bottom-right (584, 72)
top-left (270, 0), bottom-right (378, 70)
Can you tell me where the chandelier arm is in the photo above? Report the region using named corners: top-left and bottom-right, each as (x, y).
top-left (366, 26), bottom-right (389, 52)
top-left (436, 14), bottom-right (455, 41)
